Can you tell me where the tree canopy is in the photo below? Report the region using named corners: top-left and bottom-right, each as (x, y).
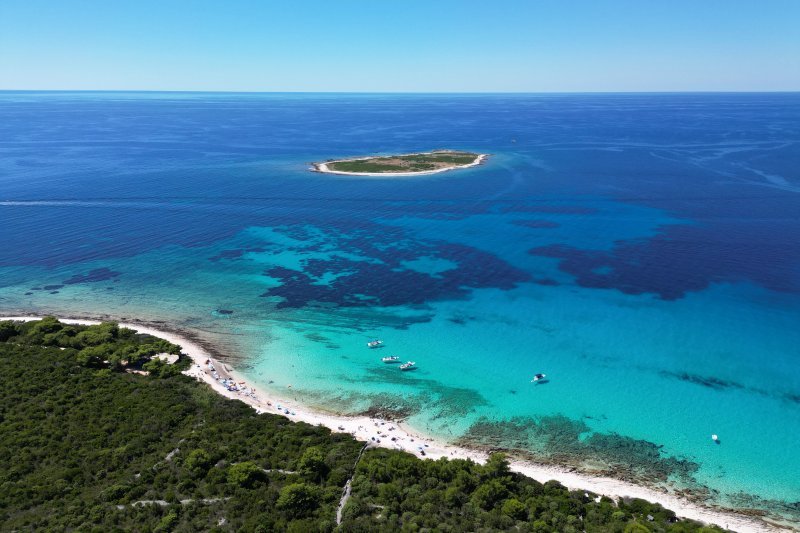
top-left (0, 318), bottom-right (727, 532)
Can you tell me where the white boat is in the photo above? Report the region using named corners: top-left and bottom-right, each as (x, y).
top-left (367, 339), bottom-right (384, 348)
top-left (381, 356), bottom-right (400, 363)
top-left (531, 373), bottom-right (547, 383)
top-left (399, 361), bottom-right (416, 371)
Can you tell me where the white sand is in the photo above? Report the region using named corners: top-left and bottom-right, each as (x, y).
top-left (314, 152), bottom-right (488, 177)
top-left (3, 315), bottom-right (783, 532)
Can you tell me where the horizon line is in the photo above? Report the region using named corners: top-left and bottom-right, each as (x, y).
top-left (1, 89), bottom-right (799, 95)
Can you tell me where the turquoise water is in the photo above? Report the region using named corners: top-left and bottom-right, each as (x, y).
top-left (1, 92), bottom-right (799, 520)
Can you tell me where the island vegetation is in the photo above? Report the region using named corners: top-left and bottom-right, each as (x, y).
top-left (317, 150), bottom-right (484, 175)
top-left (0, 318), bottom-right (726, 532)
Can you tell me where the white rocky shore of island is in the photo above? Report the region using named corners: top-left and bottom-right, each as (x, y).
top-left (2, 315), bottom-right (780, 532)
top-left (313, 152), bottom-right (488, 177)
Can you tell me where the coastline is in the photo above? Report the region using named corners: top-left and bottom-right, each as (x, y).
top-left (312, 152), bottom-right (488, 177)
top-left (1, 314), bottom-right (784, 532)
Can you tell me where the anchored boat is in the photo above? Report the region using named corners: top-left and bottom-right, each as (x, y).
top-left (381, 356), bottom-right (400, 363)
top-left (399, 361), bottom-right (416, 371)
top-left (367, 339), bottom-right (384, 348)
top-left (531, 373), bottom-right (547, 383)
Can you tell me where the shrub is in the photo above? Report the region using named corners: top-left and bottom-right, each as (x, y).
top-left (0, 320), bottom-right (20, 341)
top-left (227, 461), bottom-right (265, 488)
top-left (502, 497), bottom-right (528, 520)
top-left (299, 446), bottom-right (328, 482)
top-left (277, 483), bottom-right (321, 518)
top-left (184, 449), bottom-right (213, 478)
top-left (471, 479), bottom-right (508, 510)
top-left (483, 452), bottom-right (510, 478)
top-left (154, 509), bottom-right (179, 532)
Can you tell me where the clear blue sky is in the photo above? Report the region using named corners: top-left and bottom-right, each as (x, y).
top-left (1, 0), bottom-right (798, 92)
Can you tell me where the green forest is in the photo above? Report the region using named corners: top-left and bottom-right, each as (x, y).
top-left (0, 318), bottom-right (726, 532)
top-left (324, 151), bottom-right (479, 173)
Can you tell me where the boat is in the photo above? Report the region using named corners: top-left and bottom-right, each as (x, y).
top-left (531, 373), bottom-right (547, 383)
top-left (367, 339), bottom-right (384, 348)
top-left (381, 356), bottom-right (400, 363)
top-left (399, 361), bottom-right (416, 371)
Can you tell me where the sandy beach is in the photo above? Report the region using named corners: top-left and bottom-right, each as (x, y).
top-left (313, 152), bottom-right (488, 177)
top-left (2, 315), bottom-right (784, 532)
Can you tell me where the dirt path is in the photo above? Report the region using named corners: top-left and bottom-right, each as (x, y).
top-left (336, 442), bottom-right (371, 525)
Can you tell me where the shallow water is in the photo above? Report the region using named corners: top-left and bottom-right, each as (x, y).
top-left (1, 91), bottom-right (799, 519)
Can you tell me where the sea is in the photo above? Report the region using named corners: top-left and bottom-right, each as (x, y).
top-left (1, 91), bottom-right (798, 521)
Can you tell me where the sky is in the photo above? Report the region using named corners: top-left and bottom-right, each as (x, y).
top-left (1, 0), bottom-right (798, 92)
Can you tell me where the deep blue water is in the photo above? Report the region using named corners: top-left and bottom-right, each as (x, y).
top-left (1, 92), bottom-right (799, 519)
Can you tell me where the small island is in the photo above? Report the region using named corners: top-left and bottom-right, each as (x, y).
top-left (313, 150), bottom-right (487, 176)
